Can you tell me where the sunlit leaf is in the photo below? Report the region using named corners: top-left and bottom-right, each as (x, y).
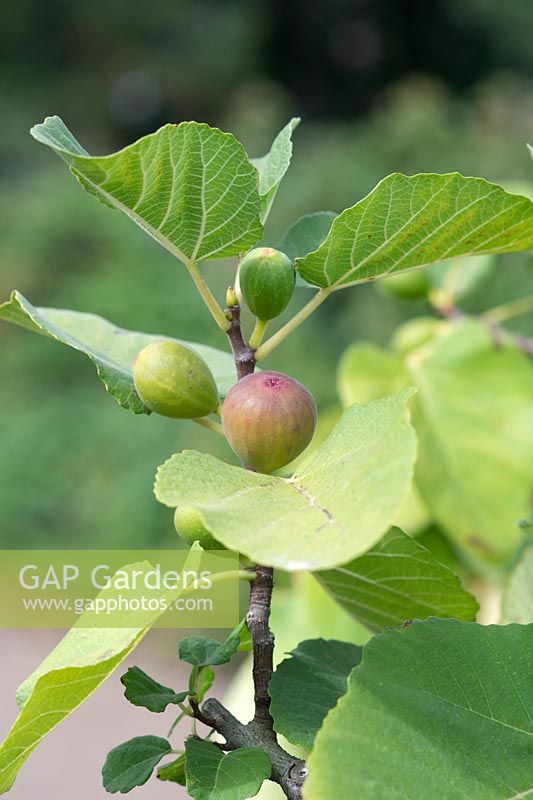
top-left (0, 549), bottom-right (202, 793)
top-left (31, 116), bottom-right (263, 262)
top-left (155, 390), bottom-right (417, 571)
top-left (296, 173), bottom-right (533, 289)
top-left (251, 118), bottom-right (300, 223)
top-left (409, 320), bottom-right (533, 563)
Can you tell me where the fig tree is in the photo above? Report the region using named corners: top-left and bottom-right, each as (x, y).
top-left (379, 269), bottom-right (430, 301)
top-left (221, 371), bottom-right (317, 474)
top-left (133, 340), bottom-right (219, 418)
top-left (174, 506), bottom-right (219, 550)
top-left (239, 247), bottom-right (295, 321)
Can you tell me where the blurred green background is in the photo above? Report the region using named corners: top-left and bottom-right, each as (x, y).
top-left (1, 0), bottom-right (532, 549)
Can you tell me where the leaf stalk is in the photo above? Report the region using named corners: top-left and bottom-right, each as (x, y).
top-left (255, 288), bottom-right (330, 361)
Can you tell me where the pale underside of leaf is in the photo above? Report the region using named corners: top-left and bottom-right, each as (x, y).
top-left (251, 117), bottom-right (300, 223)
top-left (296, 172), bottom-right (533, 289)
top-left (31, 116), bottom-right (263, 262)
top-left (0, 290), bottom-right (236, 413)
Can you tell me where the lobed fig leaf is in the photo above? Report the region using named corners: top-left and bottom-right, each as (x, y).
top-left (30, 116), bottom-right (263, 263)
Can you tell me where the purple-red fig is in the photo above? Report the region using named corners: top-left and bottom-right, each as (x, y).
top-left (221, 371), bottom-right (317, 473)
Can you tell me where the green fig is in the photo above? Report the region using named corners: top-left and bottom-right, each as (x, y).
top-left (379, 270), bottom-right (430, 301)
top-left (174, 506), bottom-right (220, 550)
top-left (133, 340), bottom-right (219, 418)
top-left (239, 247), bottom-right (295, 321)
top-left (221, 371), bottom-right (317, 474)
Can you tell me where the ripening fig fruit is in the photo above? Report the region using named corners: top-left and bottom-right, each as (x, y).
top-left (379, 270), bottom-right (430, 301)
top-left (221, 371), bottom-right (317, 474)
top-left (133, 340), bottom-right (219, 418)
top-left (174, 507), bottom-right (220, 550)
top-left (239, 247), bottom-right (295, 320)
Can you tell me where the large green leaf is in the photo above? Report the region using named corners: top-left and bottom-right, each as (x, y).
top-left (296, 173), bottom-right (533, 289)
top-left (250, 118), bottom-right (300, 223)
top-left (155, 390), bottom-right (417, 571)
top-left (336, 342), bottom-right (430, 534)
top-left (269, 639), bottom-right (362, 751)
top-left (305, 619), bottom-right (533, 800)
top-left (0, 551), bottom-right (201, 794)
top-left (409, 320), bottom-right (533, 563)
top-left (0, 291), bottom-right (236, 413)
top-left (317, 527), bottom-right (478, 632)
top-left (185, 739), bottom-right (271, 800)
top-left (102, 735), bottom-right (172, 794)
top-left (31, 116), bottom-right (263, 262)
top-left (501, 545), bottom-right (533, 623)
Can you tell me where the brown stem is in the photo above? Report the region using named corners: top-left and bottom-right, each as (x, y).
top-left (224, 300), bottom-right (277, 736)
top-left (247, 564), bottom-right (276, 733)
top-left (225, 302), bottom-right (256, 379)
top-left (200, 699), bottom-right (307, 800)
top-left (188, 297), bottom-right (306, 798)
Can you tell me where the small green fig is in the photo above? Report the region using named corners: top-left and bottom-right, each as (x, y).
top-left (221, 371), bottom-right (317, 474)
top-left (133, 340), bottom-right (219, 418)
top-left (379, 270), bottom-right (430, 301)
top-left (239, 247), bottom-right (295, 320)
top-left (174, 506), bottom-right (220, 550)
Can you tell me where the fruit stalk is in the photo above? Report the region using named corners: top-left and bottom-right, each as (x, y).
top-left (224, 299), bottom-right (256, 379)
